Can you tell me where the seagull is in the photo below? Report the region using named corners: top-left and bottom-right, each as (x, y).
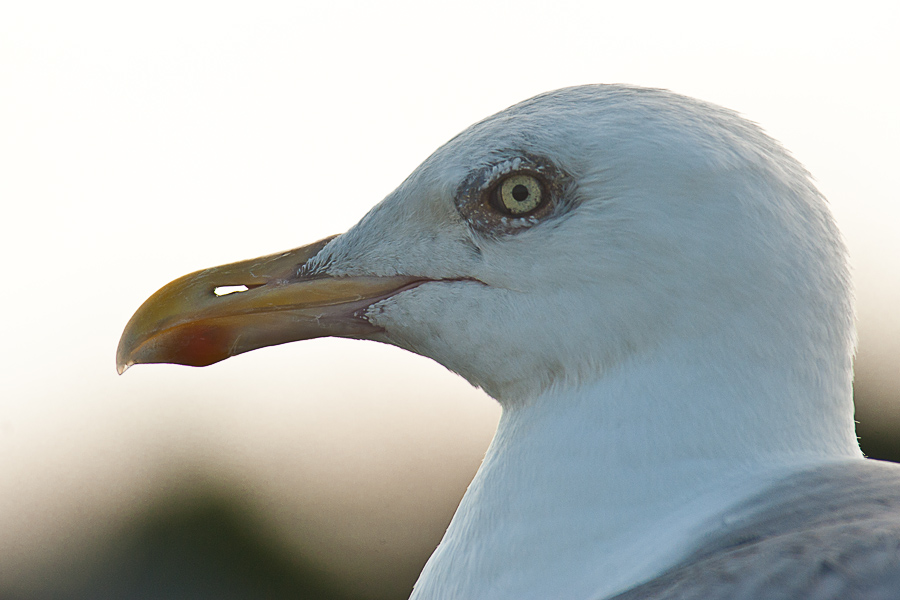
top-left (117, 85), bottom-right (900, 599)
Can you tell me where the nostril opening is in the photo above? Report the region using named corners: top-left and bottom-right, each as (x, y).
top-left (214, 285), bottom-right (250, 297)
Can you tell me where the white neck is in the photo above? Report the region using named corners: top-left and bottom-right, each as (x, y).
top-left (410, 332), bottom-right (861, 600)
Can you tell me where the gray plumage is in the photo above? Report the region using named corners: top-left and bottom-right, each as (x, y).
top-left (611, 461), bottom-right (900, 599)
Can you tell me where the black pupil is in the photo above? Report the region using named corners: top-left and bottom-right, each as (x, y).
top-left (512, 184), bottom-right (530, 202)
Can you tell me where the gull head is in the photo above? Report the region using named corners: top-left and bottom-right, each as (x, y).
top-left (117, 85), bottom-right (853, 409)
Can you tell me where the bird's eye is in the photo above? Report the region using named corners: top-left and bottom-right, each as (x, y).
top-left (495, 174), bottom-right (543, 215)
top-left (456, 155), bottom-right (568, 235)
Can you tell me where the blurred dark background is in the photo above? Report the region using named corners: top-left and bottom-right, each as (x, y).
top-left (2, 387), bottom-right (896, 600)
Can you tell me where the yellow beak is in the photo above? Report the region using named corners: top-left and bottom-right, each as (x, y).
top-left (116, 236), bottom-right (423, 374)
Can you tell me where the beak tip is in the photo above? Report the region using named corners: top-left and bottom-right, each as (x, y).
top-left (116, 343), bottom-right (133, 374)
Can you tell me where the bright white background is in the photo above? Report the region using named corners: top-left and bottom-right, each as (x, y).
top-left (1, 1), bottom-right (897, 595)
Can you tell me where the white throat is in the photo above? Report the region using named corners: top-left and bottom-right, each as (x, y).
top-left (410, 330), bottom-right (861, 600)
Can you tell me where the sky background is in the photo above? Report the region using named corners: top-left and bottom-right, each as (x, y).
top-left (1, 1), bottom-right (898, 596)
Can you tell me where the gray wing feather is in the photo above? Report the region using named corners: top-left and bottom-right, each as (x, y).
top-left (609, 460), bottom-right (900, 600)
